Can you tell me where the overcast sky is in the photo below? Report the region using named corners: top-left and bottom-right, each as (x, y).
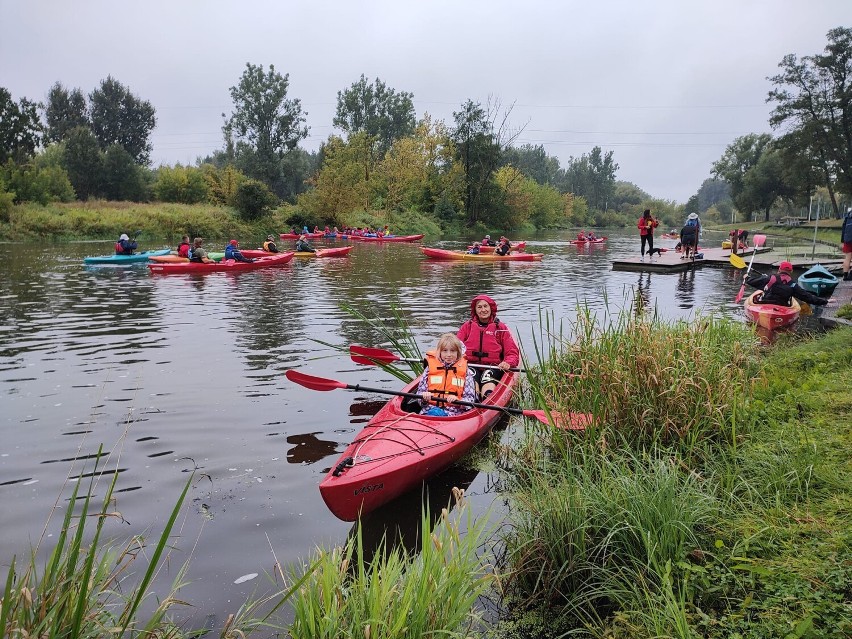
top-left (1, 1), bottom-right (848, 203)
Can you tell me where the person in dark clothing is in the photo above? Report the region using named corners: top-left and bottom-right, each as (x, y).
top-left (262, 235), bottom-right (279, 253)
top-left (295, 235), bottom-right (316, 253)
top-left (466, 241), bottom-right (481, 254)
top-left (224, 240), bottom-right (254, 263)
top-left (841, 208), bottom-right (852, 281)
top-left (680, 224), bottom-right (699, 259)
top-left (495, 238), bottom-right (512, 256)
top-left (115, 233), bottom-right (138, 255)
top-left (481, 234), bottom-right (497, 247)
top-left (637, 209), bottom-right (658, 260)
top-left (189, 237), bottom-right (213, 263)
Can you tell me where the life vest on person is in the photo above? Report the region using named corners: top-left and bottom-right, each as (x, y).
top-left (263, 240), bottom-right (277, 252)
top-left (425, 351), bottom-right (468, 403)
top-left (459, 318), bottom-right (504, 365)
top-left (177, 242), bottom-right (190, 258)
top-left (115, 242), bottom-right (123, 254)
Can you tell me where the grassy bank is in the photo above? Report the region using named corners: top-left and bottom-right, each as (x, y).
top-left (493, 312), bottom-right (851, 638)
top-left (0, 200), bottom-right (442, 243)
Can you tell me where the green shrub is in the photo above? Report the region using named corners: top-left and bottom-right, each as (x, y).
top-left (154, 165), bottom-right (210, 204)
top-left (233, 179), bottom-right (277, 220)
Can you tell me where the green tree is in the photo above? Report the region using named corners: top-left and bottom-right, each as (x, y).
top-left (89, 76), bottom-right (156, 164)
top-left (0, 88), bottom-right (42, 163)
top-left (334, 75), bottom-right (416, 160)
top-left (767, 27), bottom-right (852, 214)
top-left (562, 146), bottom-right (618, 211)
top-left (224, 63), bottom-right (309, 191)
top-left (298, 134), bottom-right (371, 222)
top-left (102, 144), bottom-right (147, 201)
top-left (738, 147), bottom-right (795, 221)
top-left (503, 144), bottom-right (561, 186)
top-left (712, 133), bottom-right (772, 219)
top-left (62, 126), bottom-right (102, 200)
top-left (452, 99), bottom-right (516, 226)
top-left (610, 181), bottom-right (650, 212)
top-left (44, 82), bottom-right (89, 144)
top-left (1, 158), bottom-right (75, 204)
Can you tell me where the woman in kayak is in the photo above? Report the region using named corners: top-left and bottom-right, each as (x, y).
top-left (457, 295), bottom-right (520, 398)
top-left (495, 237), bottom-right (512, 256)
top-left (415, 333), bottom-right (477, 417)
top-left (262, 235), bottom-right (279, 253)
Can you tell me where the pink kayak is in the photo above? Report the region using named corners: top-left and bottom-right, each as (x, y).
top-left (280, 232), bottom-right (325, 240)
top-left (242, 246), bottom-right (353, 259)
top-left (148, 252), bottom-right (294, 274)
top-left (350, 234), bottom-right (424, 242)
top-left (743, 291), bottom-right (801, 329)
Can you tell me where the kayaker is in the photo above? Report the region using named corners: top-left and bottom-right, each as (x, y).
top-left (466, 241), bottom-right (481, 255)
top-left (295, 234), bottom-right (316, 253)
top-left (189, 237), bottom-right (213, 263)
top-left (115, 233), bottom-right (137, 255)
top-left (495, 238), bottom-right (512, 256)
top-left (176, 235), bottom-right (191, 258)
top-left (224, 240), bottom-right (254, 263)
top-left (457, 295), bottom-right (520, 398)
top-left (759, 262), bottom-right (796, 305)
top-left (637, 209), bottom-right (659, 261)
top-left (482, 234), bottom-right (497, 247)
top-left (414, 333), bottom-right (477, 417)
top-left (263, 235), bottom-right (279, 253)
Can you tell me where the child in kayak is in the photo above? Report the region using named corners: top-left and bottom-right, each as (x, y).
top-left (466, 241), bottom-right (481, 254)
top-left (176, 235), bottom-right (191, 258)
top-left (415, 333), bottom-right (477, 417)
top-left (457, 295), bottom-right (520, 398)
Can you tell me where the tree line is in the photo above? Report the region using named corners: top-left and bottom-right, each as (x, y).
top-left (2, 27), bottom-right (850, 231)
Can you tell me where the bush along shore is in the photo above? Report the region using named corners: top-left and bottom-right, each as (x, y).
top-left (2, 313), bottom-right (850, 637)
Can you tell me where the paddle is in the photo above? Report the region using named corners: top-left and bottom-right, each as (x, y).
top-left (349, 345), bottom-right (527, 373)
top-left (285, 370), bottom-right (590, 430)
top-left (731, 249), bottom-right (759, 303)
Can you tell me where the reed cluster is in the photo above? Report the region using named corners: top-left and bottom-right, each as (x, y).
top-left (288, 489), bottom-right (493, 639)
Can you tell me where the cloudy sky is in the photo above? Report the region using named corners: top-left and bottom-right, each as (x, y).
top-left (1, 1), bottom-right (847, 202)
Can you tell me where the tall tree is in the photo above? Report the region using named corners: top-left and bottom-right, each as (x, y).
top-left (562, 146), bottom-right (618, 210)
top-left (63, 126), bottom-right (102, 200)
top-left (712, 133), bottom-right (773, 218)
top-left (767, 27), bottom-right (852, 214)
top-left (334, 74), bottom-right (415, 159)
top-left (0, 87), bottom-right (42, 163)
top-left (451, 99), bottom-right (520, 226)
top-left (738, 147), bottom-right (795, 221)
top-left (101, 144), bottom-right (147, 201)
top-left (44, 82), bottom-right (89, 144)
top-left (502, 144), bottom-right (560, 186)
top-left (223, 63), bottom-right (309, 191)
top-left (89, 76), bottom-right (156, 165)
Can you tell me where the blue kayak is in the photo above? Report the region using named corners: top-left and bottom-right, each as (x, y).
top-left (797, 263), bottom-right (839, 298)
top-left (84, 249), bottom-right (171, 264)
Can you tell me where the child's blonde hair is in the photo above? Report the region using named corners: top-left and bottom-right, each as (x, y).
top-left (435, 332), bottom-right (464, 359)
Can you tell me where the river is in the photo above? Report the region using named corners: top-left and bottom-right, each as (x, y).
top-left (0, 229), bottom-right (793, 626)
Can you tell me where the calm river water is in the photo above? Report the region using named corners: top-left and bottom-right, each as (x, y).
top-left (0, 229), bottom-right (767, 624)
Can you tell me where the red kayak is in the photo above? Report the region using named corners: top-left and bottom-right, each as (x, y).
top-left (319, 372), bottom-right (517, 521)
top-left (570, 236), bottom-right (607, 245)
top-left (280, 232), bottom-right (325, 240)
top-left (743, 291), bottom-right (801, 330)
top-left (420, 247), bottom-right (543, 261)
top-left (350, 234), bottom-right (424, 242)
top-left (468, 241), bottom-right (527, 253)
top-left (241, 246), bottom-right (353, 259)
top-left (147, 252), bottom-right (294, 274)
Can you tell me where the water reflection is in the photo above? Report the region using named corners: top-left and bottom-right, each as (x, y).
top-left (676, 269), bottom-right (696, 309)
top-left (286, 433), bottom-right (339, 464)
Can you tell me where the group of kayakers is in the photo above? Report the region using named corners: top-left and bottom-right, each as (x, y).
top-left (287, 224), bottom-right (393, 238)
top-left (576, 230), bottom-right (599, 241)
top-left (469, 235), bottom-right (512, 255)
top-left (413, 294), bottom-right (519, 417)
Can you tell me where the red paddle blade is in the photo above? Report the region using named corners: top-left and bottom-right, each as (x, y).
top-left (524, 410), bottom-right (591, 431)
top-left (285, 370), bottom-right (347, 391)
top-left (349, 345), bottom-right (399, 365)
top-left (734, 283), bottom-right (746, 304)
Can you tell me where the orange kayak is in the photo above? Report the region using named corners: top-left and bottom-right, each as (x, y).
top-left (743, 291), bottom-right (801, 329)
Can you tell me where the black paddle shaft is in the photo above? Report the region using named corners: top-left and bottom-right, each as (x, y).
top-left (346, 383), bottom-right (521, 416)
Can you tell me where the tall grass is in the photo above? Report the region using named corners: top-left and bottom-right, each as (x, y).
top-left (288, 488), bottom-right (494, 639)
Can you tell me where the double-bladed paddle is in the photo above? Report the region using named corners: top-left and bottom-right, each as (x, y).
top-left (730, 249), bottom-right (759, 303)
top-left (285, 370), bottom-right (589, 430)
top-left (349, 344), bottom-right (527, 372)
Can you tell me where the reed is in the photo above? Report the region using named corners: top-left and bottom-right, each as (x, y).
top-left (287, 489), bottom-right (493, 639)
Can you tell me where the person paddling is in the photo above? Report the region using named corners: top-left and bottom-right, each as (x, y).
top-left (189, 237), bottom-right (213, 263)
top-left (115, 233), bottom-right (137, 255)
top-left (295, 234), bottom-right (316, 253)
top-left (263, 234), bottom-right (279, 253)
top-left (456, 295), bottom-right (520, 398)
top-left (224, 240), bottom-right (254, 263)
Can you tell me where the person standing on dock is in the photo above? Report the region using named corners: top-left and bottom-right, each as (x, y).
top-left (842, 208), bottom-right (852, 281)
top-left (637, 209), bottom-right (659, 261)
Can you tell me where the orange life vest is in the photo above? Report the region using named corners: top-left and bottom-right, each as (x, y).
top-left (425, 351), bottom-right (468, 403)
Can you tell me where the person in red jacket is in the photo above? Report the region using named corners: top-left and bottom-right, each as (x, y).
top-left (637, 209), bottom-right (659, 260)
top-left (456, 295), bottom-right (520, 398)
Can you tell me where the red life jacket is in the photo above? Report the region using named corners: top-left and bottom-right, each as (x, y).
top-left (115, 242), bottom-right (123, 254)
top-left (177, 242), bottom-right (190, 258)
top-left (458, 318), bottom-right (518, 366)
top-left (425, 351), bottom-right (468, 403)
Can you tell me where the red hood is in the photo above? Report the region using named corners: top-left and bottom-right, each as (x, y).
top-left (469, 295), bottom-right (498, 322)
